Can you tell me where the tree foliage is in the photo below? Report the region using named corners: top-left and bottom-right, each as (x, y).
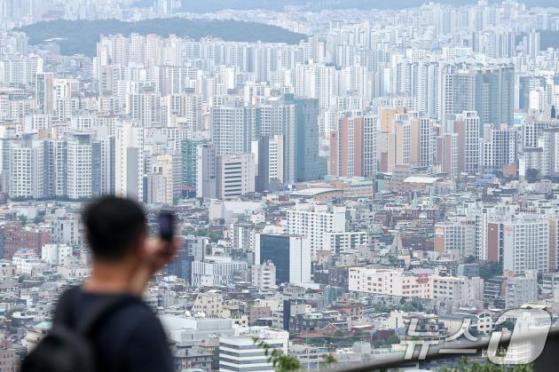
top-left (253, 337), bottom-right (301, 372)
top-left (441, 357), bottom-right (534, 372)
top-left (479, 262), bottom-right (503, 280)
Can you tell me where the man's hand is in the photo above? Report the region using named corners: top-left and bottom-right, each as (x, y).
top-left (142, 237), bottom-right (180, 274)
top-left (130, 237), bottom-right (179, 295)
top-left (144, 238), bottom-right (180, 274)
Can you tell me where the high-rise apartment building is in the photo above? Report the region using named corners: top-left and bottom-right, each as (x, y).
top-left (286, 203), bottom-right (346, 259)
top-left (442, 63), bottom-right (514, 128)
top-left (481, 123), bottom-right (516, 172)
top-left (487, 215), bottom-right (550, 275)
top-left (329, 114), bottom-right (377, 177)
top-left (8, 144), bottom-right (31, 199)
top-left (66, 133), bottom-right (93, 200)
top-left (437, 133), bottom-right (459, 177)
top-left (435, 220), bottom-right (477, 258)
top-left (474, 65), bottom-right (515, 127)
top-left (211, 106), bottom-right (251, 157)
top-left (114, 123), bottom-right (144, 200)
top-left (455, 111), bottom-right (481, 174)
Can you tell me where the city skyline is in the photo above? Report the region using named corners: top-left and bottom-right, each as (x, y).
top-left (0, 0), bottom-right (559, 371)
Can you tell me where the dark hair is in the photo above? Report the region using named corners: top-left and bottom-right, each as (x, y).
top-left (82, 196), bottom-right (147, 261)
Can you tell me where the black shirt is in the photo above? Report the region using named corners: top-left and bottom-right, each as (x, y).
top-left (54, 287), bottom-right (174, 372)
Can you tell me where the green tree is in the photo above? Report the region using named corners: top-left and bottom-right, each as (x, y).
top-left (322, 353), bottom-right (337, 368)
top-left (440, 357), bottom-right (533, 372)
top-left (211, 347), bottom-right (219, 370)
top-left (526, 168), bottom-right (540, 183)
top-left (386, 334), bottom-right (400, 345)
top-left (479, 262), bottom-right (503, 280)
top-left (253, 337), bottom-right (301, 372)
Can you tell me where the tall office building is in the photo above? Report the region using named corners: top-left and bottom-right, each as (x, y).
top-left (287, 95), bottom-right (325, 182)
top-left (181, 139), bottom-right (206, 198)
top-left (216, 153), bottom-right (255, 200)
top-left (196, 144), bottom-right (218, 199)
top-left (255, 233), bottom-right (311, 286)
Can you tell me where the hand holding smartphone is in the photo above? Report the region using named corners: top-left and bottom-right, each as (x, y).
top-left (158, 210), bottom-right (175, 244)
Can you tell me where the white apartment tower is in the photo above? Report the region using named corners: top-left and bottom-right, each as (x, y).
top-left (286, 203), bottom-right (346, 259)
top-left (146, 154), bottom-right (175, 205)
top-left (503, 216), bottom-right (549, 275)
top-left (211, 106), bottom-right (250, 157)
top-left (8, 144), bottom-right (32, 199)
top-left (67, 133), bottom-right (92, 200)
top-left (114, 123), bottom-right (144, 201)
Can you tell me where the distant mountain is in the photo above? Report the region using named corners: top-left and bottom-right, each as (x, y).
top-left (18, 18), bottom-right (306, 57)
top-left (179, 0), bottom-right (559, 12)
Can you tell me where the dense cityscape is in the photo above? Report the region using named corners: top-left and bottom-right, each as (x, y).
top-left (0, 0), bottom-right (559, 371)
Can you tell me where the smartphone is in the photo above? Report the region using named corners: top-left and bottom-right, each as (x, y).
top-left (158, 211), bottom-right (175, 243)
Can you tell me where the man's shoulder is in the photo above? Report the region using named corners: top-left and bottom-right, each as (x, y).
top-left (103, 300), bottom-right (167, 351)
top-left (110, 300), bottom-right (157, 326)
top-left (59, 287), bottom-right (159, 331)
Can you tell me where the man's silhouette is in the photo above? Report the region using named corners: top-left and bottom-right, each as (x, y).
top-left (54, 196), bottom-right (177, 372)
